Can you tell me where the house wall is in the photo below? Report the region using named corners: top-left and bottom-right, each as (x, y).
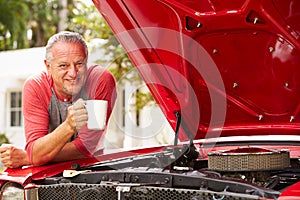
top-left (0, 77), bottom-right (26, 149)
top-left (105, 81), bottom-right (174, 151)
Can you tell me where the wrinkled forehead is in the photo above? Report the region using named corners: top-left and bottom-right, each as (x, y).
top-left (48, 41), bottom-right (88, 63)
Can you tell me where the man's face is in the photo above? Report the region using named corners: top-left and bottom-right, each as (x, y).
top-left (45, 41), bottom-right (88, 99)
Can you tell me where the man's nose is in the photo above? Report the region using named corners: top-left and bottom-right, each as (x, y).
top-left (67, 64), bottom-right (78, 77)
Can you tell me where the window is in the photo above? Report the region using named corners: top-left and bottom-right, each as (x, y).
top-left (9, 91), bottom-right (22, 127)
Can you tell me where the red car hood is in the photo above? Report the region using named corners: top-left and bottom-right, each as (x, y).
top-left (0, 146), bottom-right (165, 185)
top-left (93, 0), bottom-right (300, 141)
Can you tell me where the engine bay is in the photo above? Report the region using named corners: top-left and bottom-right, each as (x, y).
top-left (39, 144), bottom-right (300, 199)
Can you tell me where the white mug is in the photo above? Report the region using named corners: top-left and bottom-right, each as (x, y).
top-left (86, 100), bottom-right (108, 130)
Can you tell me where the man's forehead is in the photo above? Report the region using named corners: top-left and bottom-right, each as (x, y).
top-left (51, 41), bottom-right (87, 58)
top-left (52, 41), bottom-right (85, 51)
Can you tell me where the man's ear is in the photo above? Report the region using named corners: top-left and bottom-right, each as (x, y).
top-left (44, 60), bottom-right (51, 73)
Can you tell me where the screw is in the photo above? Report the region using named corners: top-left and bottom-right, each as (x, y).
top-left (233, 82), bottom-right (238, 88)
top-left (71, 163), bottom-right (80, 170)
top-left (101, 175), bottom-right (108, 181)
top-left (133, 176), bottom-right (139, 182)
top-left (197, 22), bottom-right (202, 28)
top-left (290, 116), bottom-right (295, 122)
top-left (213, 49), bottom-right (218, 54)
top-left (269, 47), bottom-right (274, 52)
top-left (258, 115), bottom-right (263, 120)
top-left (164, 177), bottom-right (170, 183)
top-left (254, 18), bottom-right (259, 24)
top-left (285, 82), bottom-right (289, 88)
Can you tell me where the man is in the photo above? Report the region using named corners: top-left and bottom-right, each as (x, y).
top-left (0, 31), bottom-right (117, 168)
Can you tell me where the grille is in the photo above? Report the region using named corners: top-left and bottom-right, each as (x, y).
top-left (208, 147), bottom-right (290, 171)
top-left (31, 183), bottom-right (260, 200)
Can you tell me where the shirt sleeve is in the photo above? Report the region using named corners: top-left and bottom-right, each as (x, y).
top-left (72, 67), bottom-right (117, 157)
top-left (23, 74), bottom-right (51, 164)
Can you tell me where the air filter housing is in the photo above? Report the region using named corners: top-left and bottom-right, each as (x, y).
top-left (208, 147), bottom-right (290, 171)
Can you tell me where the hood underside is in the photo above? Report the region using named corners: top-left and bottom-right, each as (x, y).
top-left (93, 0), bottom-right (300, 141)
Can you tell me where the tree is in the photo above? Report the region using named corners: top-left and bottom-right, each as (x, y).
top-left (57, 0), bottom-right (68, 32)
top-left (0, 0), bottom-right (29, 50)
top-left (0, 0), bottom-right (64, 49)
top-left (26, 0), bottom-right (61, 47)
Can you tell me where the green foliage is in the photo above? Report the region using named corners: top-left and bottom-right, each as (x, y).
top-left (0, 0), bottom-right (30, 50)
top-left (135, 90), bottom-right (154, 112)
top-left (0, 133), bottom-right (10, 145)
top-left (26, 0), bottom-right (59, 46)
top-left (67, 2), bottom-right (112, 41)
top-left (0, 0), bottom-right (62, 50)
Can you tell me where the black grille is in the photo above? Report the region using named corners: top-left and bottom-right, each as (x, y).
top-left (35, 183), bottom-right (259, 200)
top-left (37, 184), bottom-right (116, 200)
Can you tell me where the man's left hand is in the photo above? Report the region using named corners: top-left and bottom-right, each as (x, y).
top-left (0, 144), bottom-right (30, 168)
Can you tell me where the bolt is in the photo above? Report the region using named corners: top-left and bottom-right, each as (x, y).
top-left (71, 163), bottom-right (80, 170)
top-left (290, 116), bottom-right (295, 122)
top-left (197, 22), bottom-right (202, 28)
top-left (164, 177), bottom-right (170, 183)
top-left (101, 175), bottom-right (108, 181)
top-left (233, 82), bottom-right (238, 88)
top-left (258, 115), bottom-right (263, 120)
top-left (213, 49), bottom-right (218, 54)
top-left (269, 47), bottom-right (274, 52)
top-left (133, 176), bottom-right (139, 182)
top-left (254, 17), bottom-right (259, 24)
top-left (285, 82), bottom-right (289, 88)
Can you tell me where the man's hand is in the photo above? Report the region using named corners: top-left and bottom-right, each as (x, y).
top-left (0, 144), bottom-right (30, 168)
top-left (66, 98), bottom-right (88, 131)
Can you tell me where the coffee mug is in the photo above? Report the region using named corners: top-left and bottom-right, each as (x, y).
top-left (86, 100), bottom-right (108, 130)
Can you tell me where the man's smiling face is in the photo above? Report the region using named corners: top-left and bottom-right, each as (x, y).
top-left (45, 41), bottom-right (88, 99)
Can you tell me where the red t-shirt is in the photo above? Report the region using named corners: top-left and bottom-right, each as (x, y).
top-left (22, 65), bottom-right (117, 164)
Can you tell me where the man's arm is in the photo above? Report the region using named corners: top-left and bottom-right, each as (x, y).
top-left (0, 141), bottom-right (86, 168)
top-left (31, 99), bottom-right (88, 166)
top-left (75, 68), bottom-right (117, 156)
top-left (50, 142), bottom-right (87, 162)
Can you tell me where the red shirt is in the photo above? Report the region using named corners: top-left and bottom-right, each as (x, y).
top-left (22, 65), bottom-right (117, 164)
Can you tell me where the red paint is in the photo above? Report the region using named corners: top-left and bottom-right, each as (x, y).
top-left (90, 1), bottom-right (300, 197)
top-left (1, 1), bottom-right (300, 199)
top-left (92, 0), bottom-right (300, 141)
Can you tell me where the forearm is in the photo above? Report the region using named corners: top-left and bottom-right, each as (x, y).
top-left (31, 121), bottom-right (75, 166)
top-left (51, 142), bottom-right (87, 162)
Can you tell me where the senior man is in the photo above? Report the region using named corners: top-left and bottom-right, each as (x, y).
top-left (0, 31), bottom-right (117, 168)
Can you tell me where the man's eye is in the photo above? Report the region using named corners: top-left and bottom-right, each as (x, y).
top-left (59, 64), bottom-right (68, 68)
top-left (76, 62), bottom-right (84, 67)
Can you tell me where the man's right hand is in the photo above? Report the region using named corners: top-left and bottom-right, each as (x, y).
top-left (66, 98), bottom-right (88, 131)
top-left (0, 144), bottom-right (30, 168)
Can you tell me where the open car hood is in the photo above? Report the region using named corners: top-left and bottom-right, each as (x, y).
top-left (93, 0), bottom-right (300, 141)
top-left (1, 2), bottom-right (300, 200)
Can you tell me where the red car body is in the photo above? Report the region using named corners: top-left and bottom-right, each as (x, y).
top-left (1, 0), bottom-right (300, 199)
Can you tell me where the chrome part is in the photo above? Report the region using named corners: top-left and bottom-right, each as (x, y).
top-left (25, 188), bottom-right (38, 200)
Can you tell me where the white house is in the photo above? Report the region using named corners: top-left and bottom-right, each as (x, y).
top-left (0, 46), bottom-right (174, 151)
top-left (0, 47), bottom-right (45, 149)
